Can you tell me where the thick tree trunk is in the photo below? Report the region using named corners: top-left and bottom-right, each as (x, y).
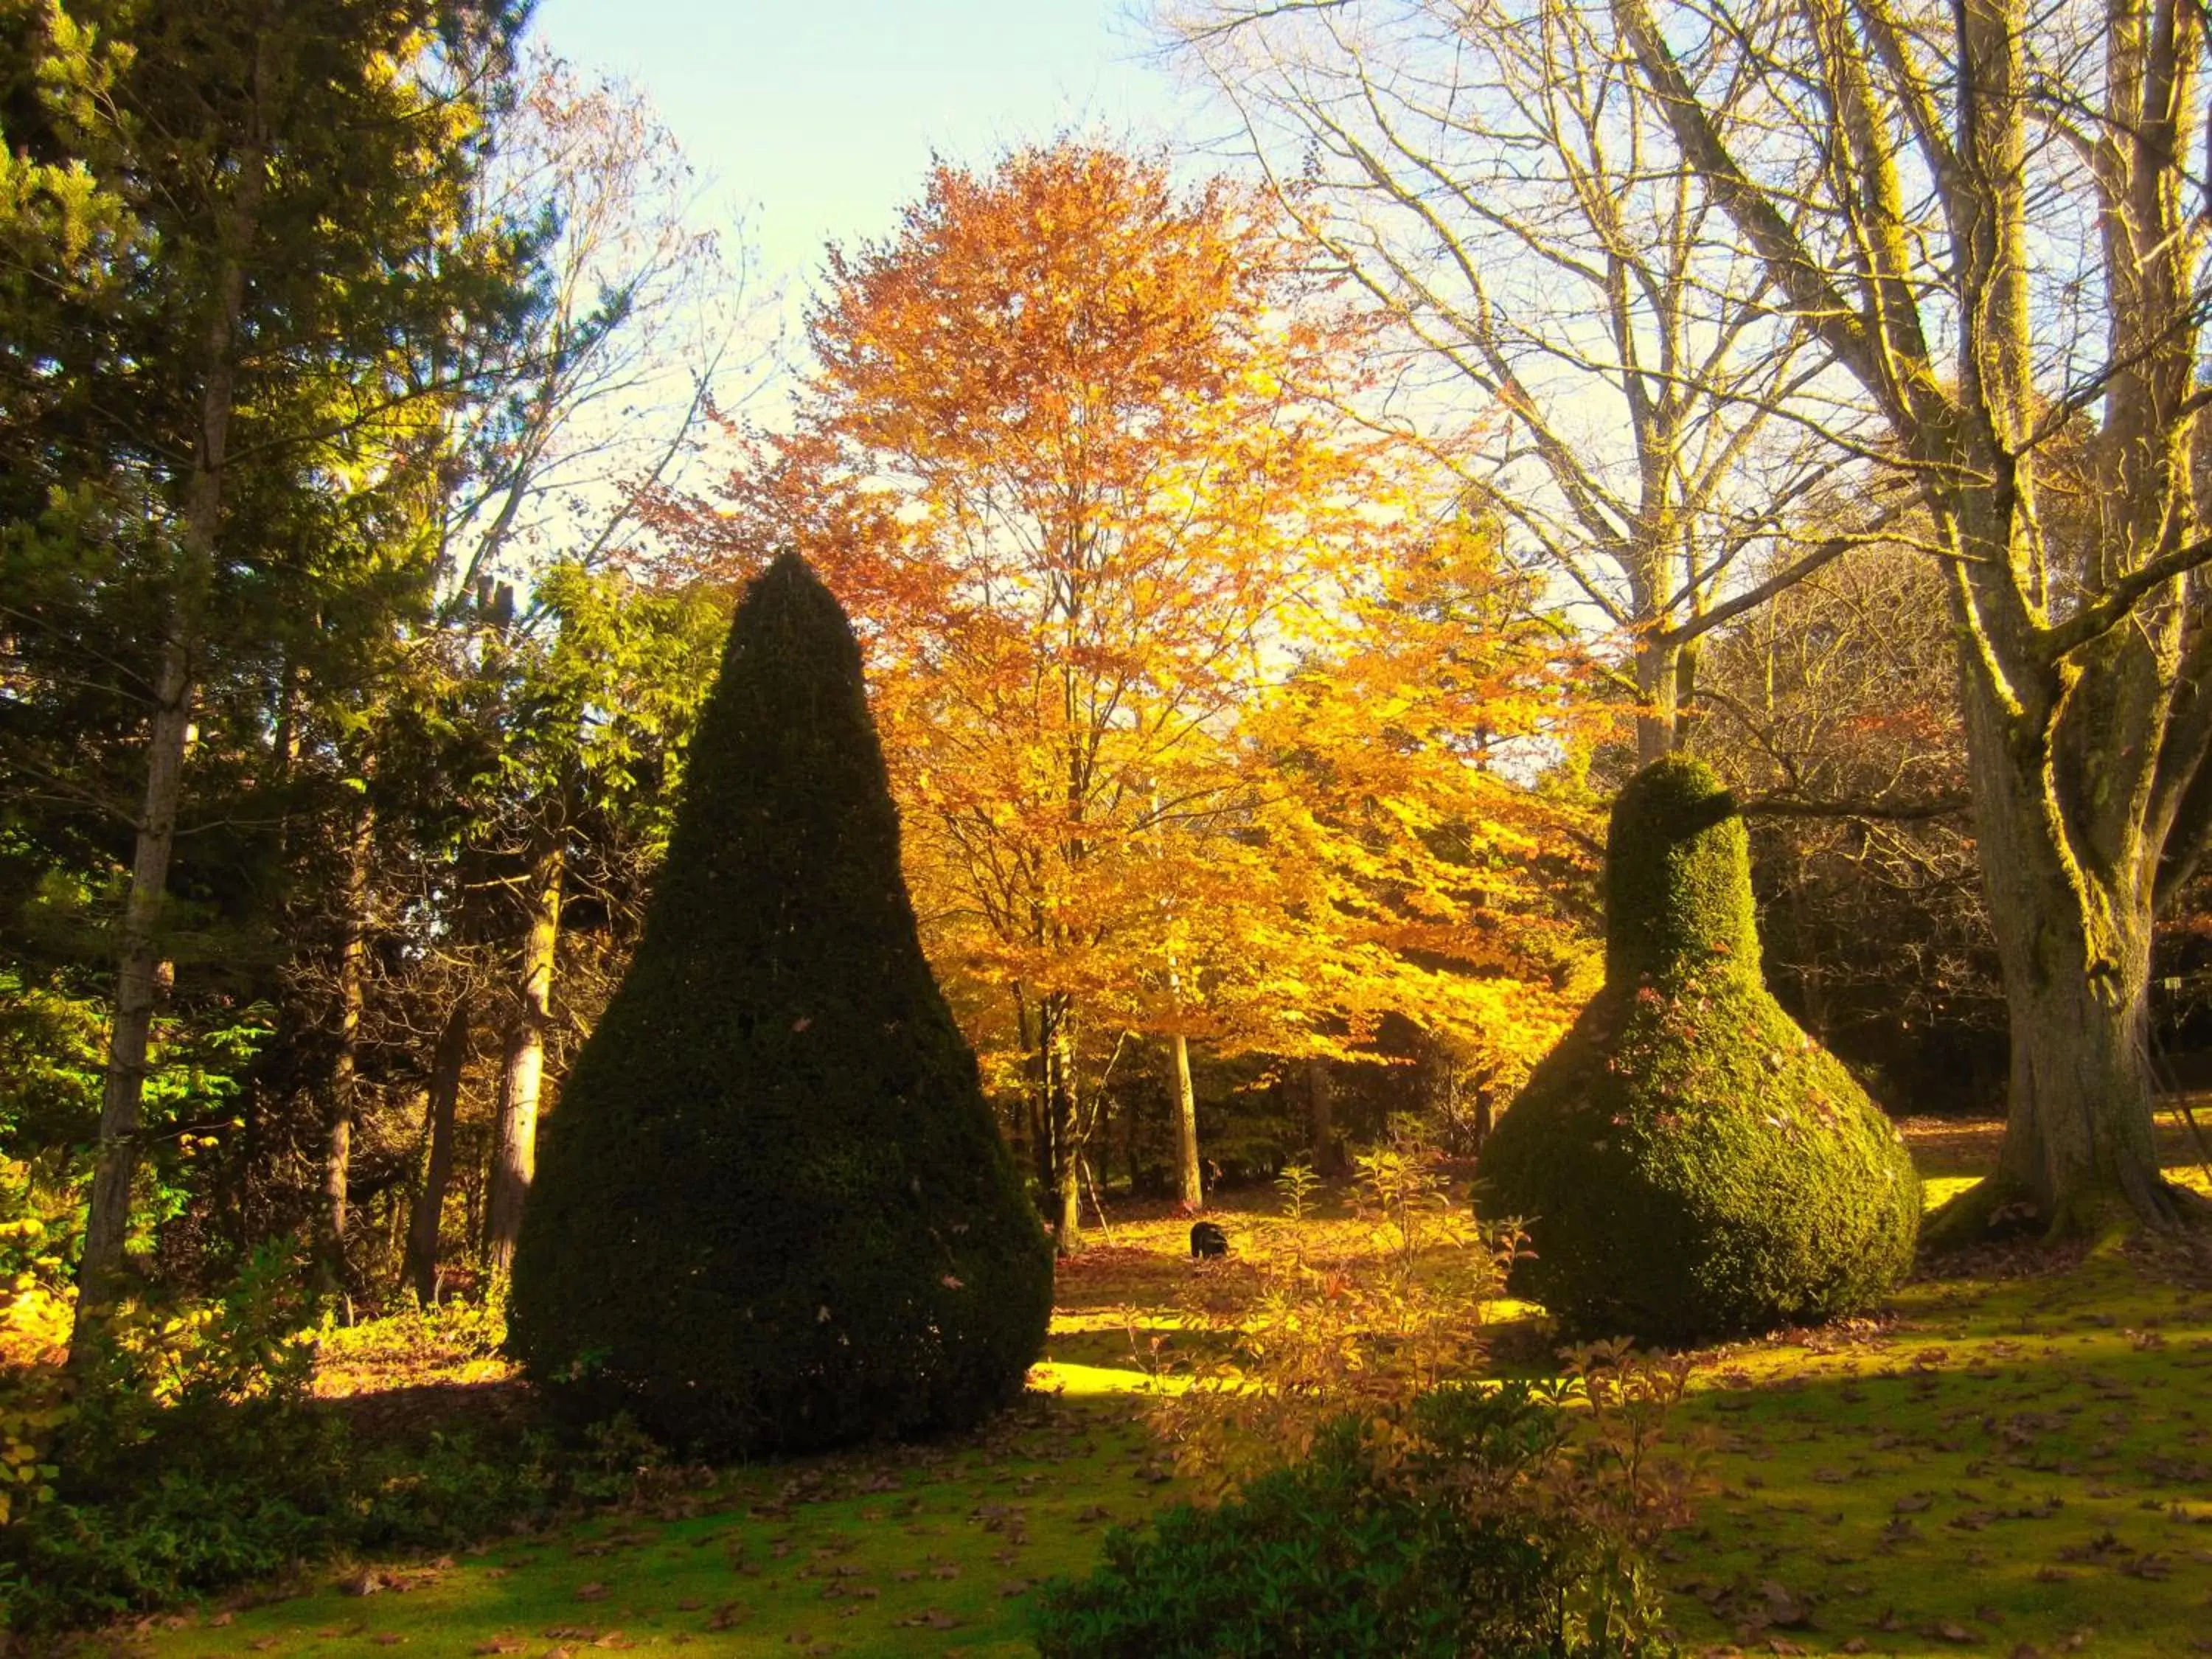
top-left (403, 1001), bottom-right (470, 1303)
top-left (1929, 723), bottom-right (2182, 1242)
top-left (484, 828), bottom-right (563, 1279)
top-left (1923, 579), bottom-right (2191, 1242)
top-left (1633, 631), bottom-right (1683, 765)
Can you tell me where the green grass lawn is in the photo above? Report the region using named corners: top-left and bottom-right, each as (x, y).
top-left (117, 1110), bottom-right (2212, 1658)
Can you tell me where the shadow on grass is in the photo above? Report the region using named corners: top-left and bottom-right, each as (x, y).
top-left (1655, 1253), bottom-right (2212, 1656)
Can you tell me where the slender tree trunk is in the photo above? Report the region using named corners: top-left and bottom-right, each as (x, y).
top-left (1039, 991), bottom-right (1083, 1254)
top-left (319, 799), bottom-right (373, 1299)
top-left (1170, 1032), bottom-right (1202, 1211)
top-left (404, 1000), bottom-right (470, 1303)
top-left (74, 159), bottom-right (263, 1333)
top-left (1013, 984), bottom-right (1048, 1192)
top-left (485, 826), bottom-right (563, 1279)
top-left (1306, 1057), bottom-right (1338, 1176)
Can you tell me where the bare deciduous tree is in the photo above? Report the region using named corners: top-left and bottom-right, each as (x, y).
top-left (1166, 0), bottom-right (1882, 761)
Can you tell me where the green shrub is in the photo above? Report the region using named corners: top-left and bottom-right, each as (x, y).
top-left (1477, 757), bottom-right (1919, 1343)
top-left (0, 1248), bottom-right (574, 1634)
top-left (1034, 1383), bottom-right (1666, 1659)
top-left (507, 553), bottom-right (1052, 1455)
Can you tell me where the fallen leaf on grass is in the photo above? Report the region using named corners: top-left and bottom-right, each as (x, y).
top-left (469, 1641), bottom-right (525, 1656)
top-left (575, 1582), bottom-right (608, 1601)
top-left (891, 1609), bottom-right (961, 1630)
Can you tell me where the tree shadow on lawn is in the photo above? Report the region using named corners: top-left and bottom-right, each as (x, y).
top-left (131, 1391), bottom-right (1175, 1659)
top-left (1655, 1245), bottom-right (2212, 1657)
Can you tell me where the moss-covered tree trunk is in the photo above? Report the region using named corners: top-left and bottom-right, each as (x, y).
top-left (1942, 656), bottom-right (2181, 1239)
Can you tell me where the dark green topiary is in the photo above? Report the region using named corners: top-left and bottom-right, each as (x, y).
top-left (507, 553), bottom-right (1053, 1455)
top-left (1475, 757), bottom-right (1918, 1344)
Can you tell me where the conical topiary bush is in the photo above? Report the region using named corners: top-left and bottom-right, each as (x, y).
top-left (507, 552), bottom-right (1053, 1455)
top-left (1475, 756), bottom-right (1918, 1343)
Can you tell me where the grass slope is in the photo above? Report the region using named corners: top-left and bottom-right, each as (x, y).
top-left (114, 1110), bottom-right (2212, 1659)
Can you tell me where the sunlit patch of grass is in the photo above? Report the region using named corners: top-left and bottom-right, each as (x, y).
top-left (1919, 1175), bottom-right (1978, 1210)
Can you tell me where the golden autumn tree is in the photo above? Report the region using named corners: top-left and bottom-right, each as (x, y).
top-left (694, 142), bottom-right (1597, 1250)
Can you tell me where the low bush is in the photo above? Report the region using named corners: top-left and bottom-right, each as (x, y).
top-left (0, 1252), bottom-right (634, 1635)
top-left (1034, 1379), bottom-right (1677, 1658)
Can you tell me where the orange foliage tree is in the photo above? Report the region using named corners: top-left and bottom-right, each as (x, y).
top-left (678, 142), bottom-right (1599, 1249)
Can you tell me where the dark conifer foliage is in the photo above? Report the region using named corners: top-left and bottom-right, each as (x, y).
top-left (507, 553), bottom-right (1052, 1454)
top-left (1477, 757), bottom-right (1919, 1344)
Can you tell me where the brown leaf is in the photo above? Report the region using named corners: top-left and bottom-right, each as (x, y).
top-left (576, 1582), bottom-right (608, 1601)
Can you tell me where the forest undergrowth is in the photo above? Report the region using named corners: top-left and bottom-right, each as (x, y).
top-left (35, 1111), bottom-right (2212, 1658)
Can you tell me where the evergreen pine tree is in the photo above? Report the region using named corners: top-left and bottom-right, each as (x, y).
top-left (508, 554), bottom-right (1053, 1453)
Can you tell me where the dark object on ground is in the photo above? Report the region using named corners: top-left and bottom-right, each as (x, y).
top-left (1475, 756), bottom-right (1919, 1344)
top-left (1189, 1220), bottom-right (1228, 1258)
top-left (1032, 1383), bottom-right (1663, 1658)
top-left (507, 553), bottom-right (1053, 1455)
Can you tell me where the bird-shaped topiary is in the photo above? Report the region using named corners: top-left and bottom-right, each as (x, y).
top-left (1475, 756), bottom-right (1919, 1343)
top-left (507, 552), bottom-right (1052, 1455)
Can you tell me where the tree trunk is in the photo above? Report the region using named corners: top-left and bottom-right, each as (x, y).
top-left (403, 1000), bottom-right (470, 1303)
top-left (74, 160), bottom-right (262, 1332)
top-left (484, 826), bottom-right (563, 1279)
top-left (1039, 991), bottom-right (1083, 1254)
top-left (1306, 1057), bottom-right (1338, 1176)
top-left (1169, 1032), bottom-right (1202, 1212)
top-left (1633, 631), bottom-right (1683, 765)
top-left (1014, 984), bottom-right (1049, 1192)
top-left (319, 799), bottom-right (372, 1300)
top-left (1930, 703), bottom-right (2181, 1242)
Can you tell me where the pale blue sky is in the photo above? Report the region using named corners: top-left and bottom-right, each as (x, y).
top-left (531, 0), bottom-right (1203, 289)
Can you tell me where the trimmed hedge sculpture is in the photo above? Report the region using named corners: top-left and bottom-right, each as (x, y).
top-left (507, 553), bottom-right (1053, 1455)
top-left (1475, 756), bottom-right (1918, 1343)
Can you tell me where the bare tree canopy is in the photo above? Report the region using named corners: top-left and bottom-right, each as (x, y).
top-left (1164, 0), bottom-right (1892, 761)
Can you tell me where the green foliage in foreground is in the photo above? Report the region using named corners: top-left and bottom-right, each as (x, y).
top-left (0, 1256), bottom-right (651, 1635)
top-left (1478, 757), bottom-right (1919, 1343)
top-left (507, 554), bottom-right (1051, 1455)
top-left (1032, 1384), bottom-right (1663, 1659)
